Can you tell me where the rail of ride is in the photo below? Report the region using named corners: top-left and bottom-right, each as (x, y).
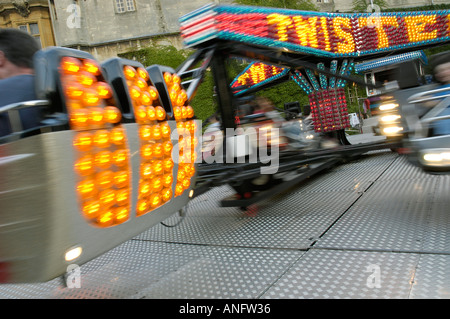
top-left (1, 4), bottom-right (450, 284)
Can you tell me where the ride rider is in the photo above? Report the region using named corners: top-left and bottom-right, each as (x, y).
top-left (0, 28), bottom-right (40, 137)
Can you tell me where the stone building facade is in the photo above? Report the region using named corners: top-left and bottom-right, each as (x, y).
top-left (0, 0), bottom-right (55, 48)
top-left (47, 0), bottom-right (232, 61)
top-left (315, 0), bottom-right (449, 13)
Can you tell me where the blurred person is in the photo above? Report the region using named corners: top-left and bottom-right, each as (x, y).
top-left (254, 96), bottom-right (284, 122)
top-left (207, 113), bottom-right (221, 131)
top-left (435, 62), bottom-right (450, 84)
top-left (0, 28), bottom-right (40, 137)
top-left (254, 96), bottom-right (313, 146)
top-left (427, 52), bottom-right (450, 136)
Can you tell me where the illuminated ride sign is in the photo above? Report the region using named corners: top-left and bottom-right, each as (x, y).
top-left (231, 59), bottom-right (352, 133)
top-left (180, 4), bottom-right (450, 58)
top-left (230, 62), bottom-right (289, 95)
top-left (181, 4), bottom-right (449, 134)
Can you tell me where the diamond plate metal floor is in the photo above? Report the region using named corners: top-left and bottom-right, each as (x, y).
top-left (1, 147), bottom-right (449, 299)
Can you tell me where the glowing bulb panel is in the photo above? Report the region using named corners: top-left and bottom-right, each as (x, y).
top-left (309, 88), bottom-right (350, 133)
top-left (60, 56), bottom-right (132, 228)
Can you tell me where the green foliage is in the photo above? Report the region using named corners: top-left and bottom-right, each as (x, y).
top-left (188, 71), bottom-right (217, 122)
top-left (254, 81), bottom-right (309, 112)
top-left (381, 3), bottom-right (450, 12)
top-left (351, 0), bottom-right (387, 12)
top-left (118, 45), bottom-right (191, 70)
top-left (233, 0), bottom-right (318, 11)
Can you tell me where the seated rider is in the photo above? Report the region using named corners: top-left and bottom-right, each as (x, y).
top-left (253, 96), bottom-right (314, 146)
top-left (0, 28), bottom-right (40, 137)
top-left (427, 52), bottom-right (450, 136)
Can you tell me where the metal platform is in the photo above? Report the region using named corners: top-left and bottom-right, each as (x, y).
top-left (1, 137), bottom-right (449, 299)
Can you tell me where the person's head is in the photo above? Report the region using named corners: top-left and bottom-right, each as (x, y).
top-left (256, 96), bottom-right (274, 112)
top-left (431, 51), bottom-right (450, 84)
top-left (0, 28), bottom-right (40, 79)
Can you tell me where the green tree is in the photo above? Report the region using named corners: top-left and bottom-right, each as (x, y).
top-left (352, 0), bottom-right (387, 12)
top-left (233, 0), bottom-right (318, 11)
top-left (118, 45), bottom-right (191, 70)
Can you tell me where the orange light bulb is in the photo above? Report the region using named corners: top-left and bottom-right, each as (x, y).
top-left (148, 86), bottom-right (159, 100)
top-left (135, 77), bottom-right (148, 90)
top-left (136, 199), bottom-right (149, 215)
top-left (135, 105), bottom-right (148, 123)
top-left (153, 143), bottom-right (163, 158)
top-left (161, 122), bottom-right (171, 139)
top-left (74, 155), bottom-right (95, 176)
top-left (99, 189), bottom-right (116, 207)
top-left (140, 144), bottom-right (153, 160)
top-left (95, 170), bottom-right (114, 190)
top-left (149, 193), bottom-right (162, 208)
top-left (93, 130), bottom-right (110, 148)
top-left (175, 183), bottom-right (184, 196)
top-left (129, 85), bottom-right (141, 101)
top-left (151, 177), bottom-right (163, 192)
top-left (77, 179), bottom-right (96, 199)
top-left (83, 59), bottom-right (101, 76)
top-left (162, 188), bottom-right (173, 202)
top-left (140, 163), bottom-right (153, 179)
top-left (163, 159), bottom-right (174, 171)
top-left (137, 67), bottom-right (149, 81)
top-left (61, 57), bottom-right (82, 75)
top-left (138, 182), bottom-right (152, 197)
top-left (140, 91), bottom-right (153, 106)
top-left (65, 82), bottom-right (84, 100)
top-left (162, 174), bottom-right (173, 188)
top-left (139, 125), bottom-right (152, 141)
top-left (97, 210), bottom-right (114, 227)
top-left (115, 206), bottom-right (129, 223)
top-left (103, 106), bottom-right (122, 124)
top-left (163, 72), bottom-right (172, 86)
top-left (147, 106), bottom-right (156, 121)
top-left (114, 170), bottom-right (129, 188)
top-left (185, 105), bottom-right (194, 118)
top-left (82, 199), bottom-right (101, 219)
top-left (94, 150), bottom-right (112, 169)
top-left (78, 71), bottom-right (96, 87)
top-left (95, 82), bottom-right (112, 99)
top-left (163, 141), bottom-right (173, 155)
top-left (110, 127), bottom-right (126, 145)
top-left (70, 108), bottom-right (90, 128)
top-left (152, 124), bottom-right (162, 140)
top-left (173, 106), bottom-right (182, 120)
top-left (155, 106), bottom-right (166, 121)
top-left (89, 106), bottom-right (104, 126)
top-left (124, 65), bottom-right (137, 80)
top-left (152, 160), bottom-right (163, 175)
top-left (115, 188), bottom-right (130, 207)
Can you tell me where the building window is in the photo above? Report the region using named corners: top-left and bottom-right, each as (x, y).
top-left (115, 0), bottom-right (136, 13)
top-left (18, 23), bottom-right (42, 48)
